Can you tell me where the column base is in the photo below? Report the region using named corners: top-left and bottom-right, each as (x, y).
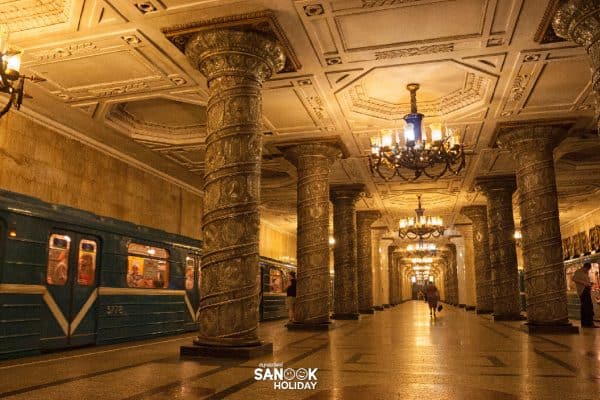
top-left (331, 313), bottom-right (360, 320)
top-left (492, 314), bottom-right (526, 322)
top-left (476, 309), bottom-right (493, 314)
top-left (465, 305), bottom-right (476, 311)
top-left (521, 323), bottom-right (579, 335)
top-left (180, 342), bottom-right (273, 359)
top-left (458, 304), bottom-right (466, 308)
top-left (286, 321), bottom-right (336, 331)
top-left (373, 306), bottom-right (384, 311)
top-left (359, 308), bottom-right (375, 314)
top-left (383, 304), bottom-right (391, 308)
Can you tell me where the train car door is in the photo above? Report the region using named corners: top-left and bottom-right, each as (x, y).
top-left (43, 232), bottom-right (100, 349)
top-left (184, 254), bottom-right (201, 330)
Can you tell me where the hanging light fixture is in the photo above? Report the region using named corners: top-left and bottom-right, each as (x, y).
top-left (398, 195), bottom-right (445, 240)
top-left (369, 83), bottom-right (465, 181)
top-left (406, 238), bottom-right (437, 258)
top-left (0, 25), bottom-right (43, 118)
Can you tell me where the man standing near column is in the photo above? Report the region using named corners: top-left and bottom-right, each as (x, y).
top-left (572, 262), bottom-right (598, 328)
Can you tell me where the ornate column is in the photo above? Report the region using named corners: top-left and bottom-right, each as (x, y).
top-left (371, 228), bottom-right (387, 310)
top-left (356, 210), bottom-right (381, 314)
top-left (456, 225), bottom-right (477, 310)
top-left (179, 29), bottom-right (285, 354)
top-left (446, 243), bottom-right (459, 306)
top-left (280, 142), bottom-right (341, 330)
top-left (497, 124), bottom-right (577, 333)
top-left (384, 245), bottom-right (395, 307)
top-left (554, 1), bottom-right (600, 131)
top-left (461, 205), bottom-right (494, 314)
top-left (476, 175), bottom-right (523, 321)
top-left (330, 184), bottom-right (365, 320)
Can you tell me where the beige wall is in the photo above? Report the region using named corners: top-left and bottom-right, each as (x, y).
top-left (560, 206), bottom-right (600, 239)
top-left (0, 112), bottom-right (202, 238)
top-left (259, 220), bottom-right (297, 264)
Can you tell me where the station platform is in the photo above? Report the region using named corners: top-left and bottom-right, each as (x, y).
top-left (0, 301), bottom-right (598, 400)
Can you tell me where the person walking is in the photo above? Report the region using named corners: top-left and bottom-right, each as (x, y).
top-left (286, 271), bottom-right (297, 322)
top-left (572, 262), bottom-right (598, 328)
top-left (425, 282), bottom-right (440, 318)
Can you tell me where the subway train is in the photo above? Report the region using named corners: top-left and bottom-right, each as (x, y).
top-left (0, 189), bottom-right (296, 360)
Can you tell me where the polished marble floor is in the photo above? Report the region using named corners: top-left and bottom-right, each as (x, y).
top-left (1, 301), bottom-right (599, 400)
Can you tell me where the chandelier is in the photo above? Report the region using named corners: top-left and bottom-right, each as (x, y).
top-left (369, 83), bottom-right (465, 181)
top-left (406, 238), bottom-right (437, 258)
top-left (398, 195), bottom-right (444, 240)
top-left (0, 26), bottom-right (42, 118)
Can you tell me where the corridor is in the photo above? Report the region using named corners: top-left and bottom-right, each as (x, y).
top-left (0, 302), bottom-right (598, 400)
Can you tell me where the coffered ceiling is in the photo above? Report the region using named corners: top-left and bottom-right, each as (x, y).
top-left (4, 0), bottom-right (600, 237)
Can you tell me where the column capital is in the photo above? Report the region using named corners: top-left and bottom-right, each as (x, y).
top-left (496, 123), bottom-right (572, 151)
top-left (475, 175), bottom-right (517, 196)
top-left (183, 29), bottom-right (286, 83)
top-left (356, 210), bottom-right (381, 226)
top-left (461, 205), bottom-right (488, 221)
top-left (279, 140), bottom-right (343, 168)
top-left (330, 183), bottom-right (366, 203)
top-left (553, 0), bottom-right (600, 48)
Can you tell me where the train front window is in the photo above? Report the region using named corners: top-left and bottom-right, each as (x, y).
top-left (127, 243), bottom-right (169, 289)
top-left (47, 234), bottom-right (71, 286)
top-left (77, 240), bottom-right (97, 286)
top-left (185, 257), bottom-right (195, 290)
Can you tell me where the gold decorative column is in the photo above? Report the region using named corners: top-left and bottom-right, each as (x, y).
top-left (371, 227), bottom-right (387, 310)
top-left (386, 245), bottom-right (396, 307)
top-left (456, 225), bottom-right (477, 310)
top-left (476, 175), bottom-right (523, 321)
top-left (446, 244), bottom-right (459, 306)
top-left (461, 205), bottom-right (494, 314)
top-left (498, 124), bottom-right (578, 333)
top-left (330, 184), bottom-right (365, 320)
top-left (356, 210), bottom-right (381, 314)
top-left (554, 1), bottom-right (600, 131)
top-left (281, 142), bottom-right (341, 330)
top-left (182, 29), bottom-right (285, 351)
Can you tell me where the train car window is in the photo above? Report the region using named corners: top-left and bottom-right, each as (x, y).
top-left (47, 234), bottom-right (71, 286)
top-left (77, 240), bottom-right (97, 286)
top-left (268, 268), bottom-right (284, 293)
top-left (185, 256), bottom-right (195, 290)
top-left (126, 243), bottom-right (169, 289)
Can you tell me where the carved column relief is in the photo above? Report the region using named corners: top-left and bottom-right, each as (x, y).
top-left (446, 244), bottom-right (459, 306)
top-left (281, 143), bottom-right (341, 326)
top-left (457, 225), bottom-right (477, 309)
top-left (384, 246), bottom-right (398, 307)
top-left (498, 125), bottom-right (571, 326)
top-left (371, 228), bottom-right (387, 309)
top-left (554, 1), bottom-right (600, 131)
top-left (356, 211), bottom-right (381, 313)
top-left (330, 184), bottom-right (365, 319)
top-left (461, 205), bottom-right (494, 313)
top-left (476, 176), bottom-right (522, 320)
top-left (185, 29), bottom-right (285, 346)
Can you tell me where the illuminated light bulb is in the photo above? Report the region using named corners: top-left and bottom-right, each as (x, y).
top-left (407, 244), bottom-right (414, 251)
top-left (6, 51), bottom-right (21, 74)
top-left (430, 122), bottom-right (443, 142)
top-left (329, 237), bottom-right (336, 245)
top-left (404, 123), bottom-right (415, 142)
top-left (381, 129), bottom-right (393, 148)
top-left (514, 230), bottom-right (522, 240)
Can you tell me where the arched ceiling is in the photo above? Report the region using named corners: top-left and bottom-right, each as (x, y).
top-left (5, 0), bottom-right (600, 235)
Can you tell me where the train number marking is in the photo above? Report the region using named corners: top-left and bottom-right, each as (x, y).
top-left (106, 305), bottom-right (126, 315)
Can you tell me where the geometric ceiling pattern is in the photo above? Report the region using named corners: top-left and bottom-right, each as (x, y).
top-left (7, 0), bottom-right (600, 235)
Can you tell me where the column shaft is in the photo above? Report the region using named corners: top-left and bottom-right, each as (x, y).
top-left (356, 211), bottom-right (381, 313)
top-left (498, 126), bottom-right (570, 325)
top-left (462, 205), bottom-right (494, 313)
top-left (331, 184), bottom-right (364, 319)
top-left (282, 143), bottom-right (340, 326)
top-left (185, 29), bottom-right (285, 346)
top-left (476, 176), bottom-right (522, 319)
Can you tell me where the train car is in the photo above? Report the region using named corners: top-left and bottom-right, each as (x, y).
top-left (0, 189), bottom-right (202, 360)
top-left (259, 257), bottom-right (297, 321)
